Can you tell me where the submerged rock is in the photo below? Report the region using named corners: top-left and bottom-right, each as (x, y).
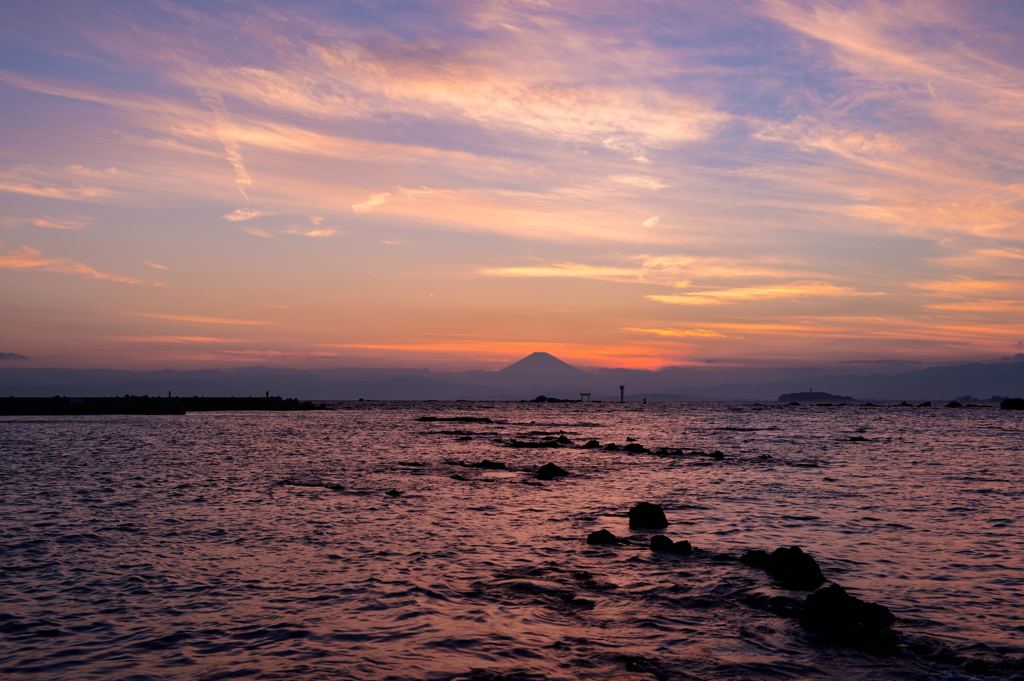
top-left (917, 401), bottom-right (931, 407)
top-left (556, 435), bottom-right (573, 445)
top-left (622, 443), bottom-right (650, 454)
top-left (581, 439), bottom-right (601, 449)
top-left (1001, 397), bottom-right (1024, 410)
top-left (385, 489), bottom-right (402, 497)
top-left (629, 502), bottom-right (668, 529)
top-left (604, 443), bottom-right (620, 451)
top-left (535, 462), bottom-right (569, 480)
top-left (800, 583), bottom-right (898, 655)
top-left (471, 459), bottom-right (506, 469)
top-left (743, 592), bottom-right (803, 617)
top-left (946, 401), bottom-right (964, 408)
top-left (587, 529), bottom-right (619, 545)
top-left (741, 546), bottom-right (825, 590)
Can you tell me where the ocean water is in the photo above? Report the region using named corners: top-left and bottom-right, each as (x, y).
top-left (1, 401), bottom-right (1022, 680)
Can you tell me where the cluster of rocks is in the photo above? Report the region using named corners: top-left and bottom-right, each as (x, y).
top-left (585, 502), bottom-right (900, 656)
top-left (652, 448), bottom-right (725, 460)
top-left (416, 416), bottom-right (494, 423)
top-left (504, 435), bottom-right (573, 448)
top-left (445, 459), bottom-right (572, 483)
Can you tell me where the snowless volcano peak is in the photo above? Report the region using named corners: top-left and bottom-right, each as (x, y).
top-left (498, 352), bottom-right (587, 375)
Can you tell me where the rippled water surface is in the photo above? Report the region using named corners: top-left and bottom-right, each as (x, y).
top-left (2, 402), bottom-right (1023, 680)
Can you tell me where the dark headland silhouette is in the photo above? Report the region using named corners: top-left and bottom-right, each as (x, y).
top-left (778, 391), bottom-right (855, 403)
top-left (0, 395), bottom-right (326, 416)
top-left (0, 351), bottom-right (1022, 403)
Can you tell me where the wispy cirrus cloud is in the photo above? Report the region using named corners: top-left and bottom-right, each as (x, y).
top-left (0, 245), bottom-right (139, 283)
top-left (136, 313), bottom-right (276, 326)
top-left (113, 335), bottom-right (255, 343)
top-left (352, 192), bottom-right (391, 214)
top-left (284, 226), bottom-right (337, 237)
top-left (221, 208), bottom-right (269, 221)
top-left (482, 262), bottom-right (647, 282)
top-left (4, 216), bottom-right (91, 230)
top-left (647, 281), bottom-right (881, 306)
top-left (625, 327), bottom-right (728, 339)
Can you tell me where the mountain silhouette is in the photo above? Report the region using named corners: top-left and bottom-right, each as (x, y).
top-left (498, 352), bottom-right (588, 375)
top-left (2, 353), bottom-right (1020, 401)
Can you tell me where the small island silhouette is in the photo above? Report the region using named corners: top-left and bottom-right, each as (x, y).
top-left (778, 391), bottom-right (855, 403)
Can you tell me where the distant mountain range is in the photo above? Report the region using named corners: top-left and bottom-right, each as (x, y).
top-left (1, 351), bottom-right (1022, 402)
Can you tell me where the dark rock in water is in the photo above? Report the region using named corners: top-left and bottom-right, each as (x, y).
top-left (604, 443), bottom-right (619, 451)
top-left (1001, 397), bottom-right (1024, 410)
top-left (650, 535), bottom-right (674, 551)
top-left (849, 436), bottom-right (868, 442)
top-left (471, 459), bottom-right (506, 469)
top-left (416, 416), bottom-right (493, 423)
top-left (649, 534), bottom-right (691, 554)
top-left (450, 474), bottom-right (467, 481)
top-left (385, 489), bottom-right (402, 497)
top-left (740, 549), bottom-right (770, 568)
top-left (507, 439), bottom-right (560, 449)
top-left (800, 583), bottom-right (898, 655)
top-left (629, 502), bottom-right (668, 529)
top-left (898, 401), bottom-right (912, 406)
top-left (456, 436), bottom-right (472, 441)
top-left (917, 401), bottom-right (931, 407)
top-left (946, 401), bottom-right (964, 408)
top-left (556, 435), bottom-right (573, 445)
top-left (758, 454), bottom-right (773, 460)
top-left (670, 540), bottom-right (693, 555)
top-left (582, 439), bottom-right (601, 448)
top-left (623, 442), bottom-right (649, 453)
top-left (587, 529), bottom-right (618, 545)
top-left (708, 450), bottom-right (725, 460)
top-left (741, 546), bottom-right (825, 590)
top-left (535, 462), bottom-right (569, 480)
top-left (711, 553), bottom-right (739, 561)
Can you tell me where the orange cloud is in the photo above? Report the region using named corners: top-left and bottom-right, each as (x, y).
top-left (284, 226), bottom-right (337, 237)
top-left (4, 216), bottom-right (91, 230)
top-left (647, 282), bottom-right (880, 305)
top-left (222, 208), bottom-right (269, 221)
top-left (0, 246), bottom-right (139, 283)
top-left (136, 313), bottom-right (275, 326)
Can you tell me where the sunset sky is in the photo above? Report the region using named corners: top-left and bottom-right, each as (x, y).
top-left (2, 0), bottom-right (1023, 370)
